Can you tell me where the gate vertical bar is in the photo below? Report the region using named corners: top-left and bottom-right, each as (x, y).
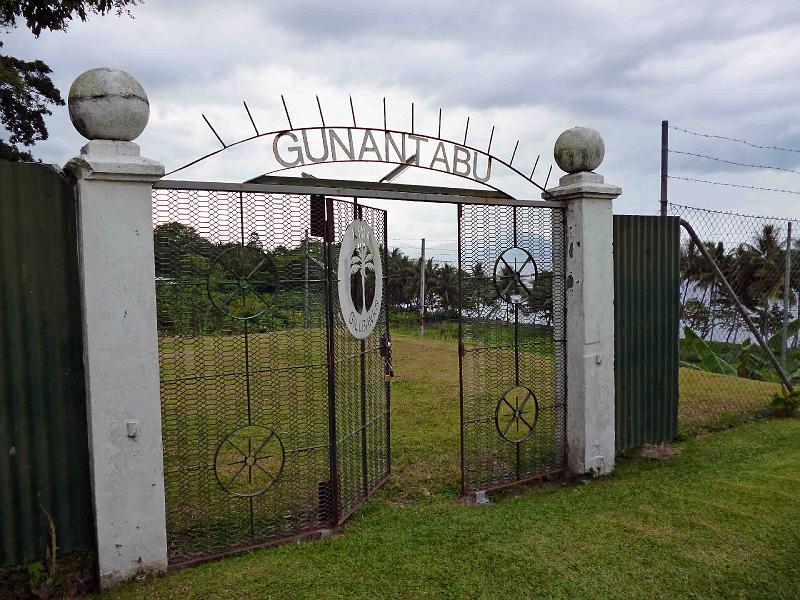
top-left (513, 206), bottom-right (520, 387)
top-left (552, 209), bottom-right (567, 466)
top-left (457, 203), bottom-right (466, 495)
top-left (237, 190), bottom-right (256, 539)
top-left (513, 206), bottom-right (521, 480)
top-left (661, 120), bottom-right (668, 217)
top-left (304, 229), bottom-right (310, 328)
top-left (324, 196), bottom-right (339, 525)
top-left (383, 210), bottom-right (391, 474)
top-left (358, 203), bottom-right (369, 498)
top-left (419, 238), bottom-right (426, 337)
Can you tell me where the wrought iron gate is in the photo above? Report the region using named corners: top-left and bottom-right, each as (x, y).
top-left (458, 204), bottom-right (566, 494)
top-left (153, 183), bottom-right (389, 566)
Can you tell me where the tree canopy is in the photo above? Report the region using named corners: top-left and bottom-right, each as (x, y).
top-left (1, 1), bottom-right (139, 36)
top-left (0, 0), bottom-right (140, 160)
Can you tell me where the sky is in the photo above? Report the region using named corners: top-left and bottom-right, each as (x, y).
top-left (5, 0), bottom-right (800, 259)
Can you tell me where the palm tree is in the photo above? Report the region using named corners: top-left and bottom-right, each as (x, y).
top-left (431, 263), bottom-right (459, 311)
top-left (350, 242), bottom-right (374, 312)
top-left (680, 240), bottom-right (704, 304)
top-left (463, 261), bottom-right (494, 314)
top-left (733, 224), bottom-right (786, 337)
top-left (387, 248), bottom-right (416, 307)
top-left (700, 241), bottom-right (725, 339)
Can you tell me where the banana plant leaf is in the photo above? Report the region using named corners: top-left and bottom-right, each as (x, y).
top-left (767, 317), bottom-right (800, 353)
top-left (680, 360), bottom-right (703, 371)
top-left (683, 326), bottom-right (737, 376)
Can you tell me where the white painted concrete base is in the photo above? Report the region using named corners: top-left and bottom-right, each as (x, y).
top-left (65, 140), bottom-right (167, 588)
top-left (545, 171), bottom-right (620, 477)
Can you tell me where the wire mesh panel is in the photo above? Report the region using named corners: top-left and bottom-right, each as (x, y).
top-left (458, 204), bottom-right (566, 494)
top-left (327, 198), bottom-right (390, 522)
top-left (153, 187), bottom-right (331, 565)
top-left (668, 203), bottom-right (796, 432)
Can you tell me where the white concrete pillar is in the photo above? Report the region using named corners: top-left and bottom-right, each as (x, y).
top-left (63, 69), bottom-right (167, 587)
top-left (544, 128), bottom-right (620, 477)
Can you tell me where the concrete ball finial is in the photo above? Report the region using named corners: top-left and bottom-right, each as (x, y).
top-left (68, 68), bottom-right (149, 141)
top-left (554, 127), bottom-right (605, 173)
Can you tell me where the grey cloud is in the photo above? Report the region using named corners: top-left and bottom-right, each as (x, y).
top-left (3, 0), bottom-right (800, 221)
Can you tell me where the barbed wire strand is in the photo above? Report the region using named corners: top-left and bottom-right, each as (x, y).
top-left (390, 238), bottom-right (457, 242)
top-left (669, 149), bottom-right (800, 176)
top-left (668, 202), bottom-right (799, 223)
top-left (670, 125), bottom-right (800, 154)
top-left (667, 175), bottom-right (800, 196)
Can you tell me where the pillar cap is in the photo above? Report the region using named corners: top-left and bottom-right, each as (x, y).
top-left (543, 171), bottom-right (620, 200)
top-left (64, 140), bottom-right (164, 183)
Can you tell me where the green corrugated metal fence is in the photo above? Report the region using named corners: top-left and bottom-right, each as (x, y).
top-left (613, 215), bottom-right (680, 452)
top-left (0, 161), bottom-right (94, 566)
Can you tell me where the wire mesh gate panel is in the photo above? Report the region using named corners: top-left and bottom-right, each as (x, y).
top-left (458, 204), bottom-right (566, 493)
top-left (326, 198), bottom-right (390, 522)
top-left (153, 185), bottom-right (389, 565)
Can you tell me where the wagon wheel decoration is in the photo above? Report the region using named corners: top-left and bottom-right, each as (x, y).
top-left (493, 247), bottom-right (538, 304)
top-left (495, 386), bottom-right (539, 443)
top-left (214, 425), bottom-right (285, 497)
top-left (207, 245), bottom-right (278, 320)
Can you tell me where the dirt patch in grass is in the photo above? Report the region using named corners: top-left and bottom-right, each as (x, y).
top-left (640, 442), bottom-right (681, 459)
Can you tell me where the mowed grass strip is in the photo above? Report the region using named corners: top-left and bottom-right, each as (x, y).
top-left (679, 368), bottom-right (781, 434)
top-left (101, 419), bottom-right (800, 599)
top-left (99, 334), bottom-right (800, 599)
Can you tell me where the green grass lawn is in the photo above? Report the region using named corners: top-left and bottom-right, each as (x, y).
top-left (679, 367), bottom-right (781, 434)
top-left (99, 334), bottom-right (800, 599)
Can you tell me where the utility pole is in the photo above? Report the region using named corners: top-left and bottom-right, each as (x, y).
top-left (304, 229), bottom-right (309, 328)
top-left (661, 120), bottom-right (668, 217)
top-left (783, 222), bottom-right (792, 368)
top-left (419, 238), bottom-right (425, 337)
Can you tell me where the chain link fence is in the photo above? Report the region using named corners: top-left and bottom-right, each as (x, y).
top-left (667, 203), bottom-right (798, 433)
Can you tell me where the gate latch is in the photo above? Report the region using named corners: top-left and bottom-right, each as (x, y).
top-left (380, 333), bottom-right (394, 380)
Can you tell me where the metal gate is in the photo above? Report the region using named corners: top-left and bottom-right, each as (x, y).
top-left (458, 204), bottom-right (566, 494)
top-left (152, 183), bottom-right (389, 566)
top-left (325, 197), bottom-right (391, 523)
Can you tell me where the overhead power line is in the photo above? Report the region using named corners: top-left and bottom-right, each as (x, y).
top-left (669, 150), bottom-right (800, 176)
top-left (670, 125), bottom-right (800, 154)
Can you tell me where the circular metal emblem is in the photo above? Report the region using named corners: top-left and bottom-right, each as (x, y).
top-left (207, 245), bottom-right (278, 320)
top-left (495, 386), bottom-right (539, 443)
top-left (493, 247), bottom-right (538, 304)
top-left (337, 219), bottom-right (384, 339)
top-left (213, 425), bottom-right (285, 497)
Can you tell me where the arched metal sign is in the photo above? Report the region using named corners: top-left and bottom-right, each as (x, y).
top-left (169, 97), bottom-right (556, 197)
